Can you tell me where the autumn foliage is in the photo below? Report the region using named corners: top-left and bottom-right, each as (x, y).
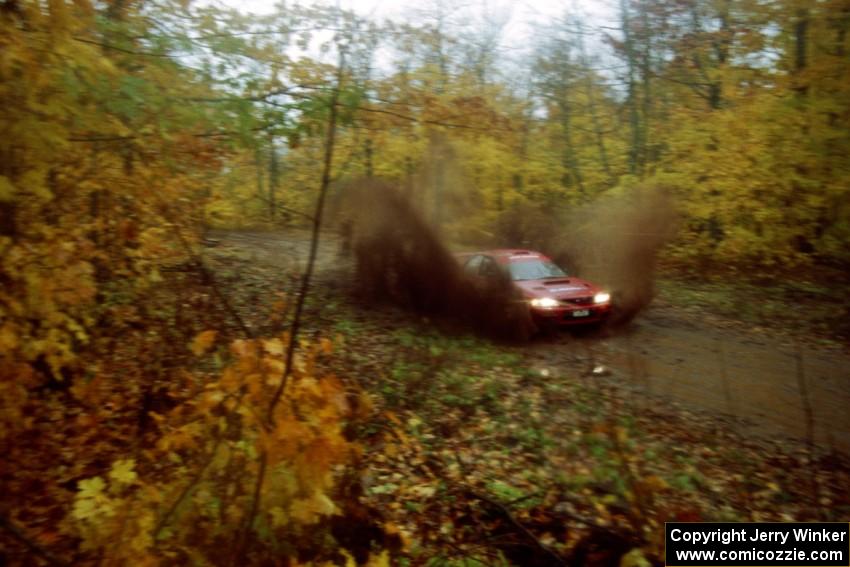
top-left (0, 1), bottom-right (373, 563)
top-left (2, 0), bottom-right (849, 563)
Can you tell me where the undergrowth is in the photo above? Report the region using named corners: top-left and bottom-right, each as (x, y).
top-left (324, 308), bottom-right (850, 565)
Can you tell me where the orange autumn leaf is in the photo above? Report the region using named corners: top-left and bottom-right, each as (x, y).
top-left (190, 330), bottom-right (217, 356)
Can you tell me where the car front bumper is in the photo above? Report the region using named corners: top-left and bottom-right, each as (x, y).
top-left (530, 303), bottom-right (612, 325)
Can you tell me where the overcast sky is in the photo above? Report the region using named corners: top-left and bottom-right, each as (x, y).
top-left (224, 0), bottom-right (619, 50)
top-left (210, 0), bottom-right (623, 91)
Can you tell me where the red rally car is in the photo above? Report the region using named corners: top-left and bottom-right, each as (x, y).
top-left (458, 249), bottom-right (612, 326)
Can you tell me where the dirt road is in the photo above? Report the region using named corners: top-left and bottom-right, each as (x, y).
top-left (528, 311), bottom-right (850, 454)
top-left (211, 230), bottom-right (850, 454)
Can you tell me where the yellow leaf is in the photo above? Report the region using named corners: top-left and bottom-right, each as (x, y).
top-left (410, 484), bottom-right (436, 498)
top-left (231, 339), bottom-right (254, 358)
top-left (190, 330), bottom-right (217, 356)
top-left (79, 476), bottom-right (106, 498)
top-left (72, 495), bottom-right (100, 521)
top-left (128, 510), bottom-right (155, 553)
top-left (620, 548), bottom-right (652, 567)
top-left (319, 337), bottom-right (333, 355)
top-left (262, 337), bottom-right (284, 356)
top-left (108, 459), bottom-right (138, 486)
top-left (366, 550), bottom-right (391, 567)
top-left (289, 492), bottom-right (338, 525)
top-left (72, 476), bottom-right (114, 521)
top-left (0, 324), bottom-right (19, 351)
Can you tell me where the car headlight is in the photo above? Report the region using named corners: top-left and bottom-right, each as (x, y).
top-left (530, 297), bottom-right (559, 309)
top-left (593, 291), bottom-right (611, 304)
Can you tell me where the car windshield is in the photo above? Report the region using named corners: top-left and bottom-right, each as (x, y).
top-left (508, 259), bottom-right (568, 281)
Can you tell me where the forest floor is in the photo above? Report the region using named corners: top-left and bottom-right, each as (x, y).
top-left (205, 229), bottom-right (850, 565)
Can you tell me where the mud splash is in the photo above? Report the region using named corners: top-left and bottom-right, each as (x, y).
top-left (495, 188), bottom-right (677, 327)
top-left (555, 189), bottom-right (677, 325)
top-left (333, 180), bottom-right (535, 340)
top-left (332, 179), bottom-right (675, 336)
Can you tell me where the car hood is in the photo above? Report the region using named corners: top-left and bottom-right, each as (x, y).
top-left (513, 277), bottom-right (600, 299)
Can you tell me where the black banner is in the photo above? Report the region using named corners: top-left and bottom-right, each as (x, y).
top-left (666, 523), bottom-right (849, 566)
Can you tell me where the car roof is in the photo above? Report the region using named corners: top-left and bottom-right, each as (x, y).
top-left (468, 249), bottom-right (550, 265)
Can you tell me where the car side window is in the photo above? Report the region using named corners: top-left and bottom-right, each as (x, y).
top-left (479, 256), bottom-right (499, 278)
top-left (463, 255), bottom-right (483, 274)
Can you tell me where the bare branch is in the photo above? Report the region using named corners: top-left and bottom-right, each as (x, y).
top-left (266, 48), bottom-right (346, 424)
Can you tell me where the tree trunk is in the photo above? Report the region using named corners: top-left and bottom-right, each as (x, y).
top-left (255, 145), bottom-right (265, 217)
top-left (621, 0), bottom-right (642, 176)
top-left (577, 22), bottom-right (613, 183)
top-left (558, 98), bottom-right (584, 194)
top-left (268, 136), bottom-right (279, 222)
top-left (639, 1), bottom-right (652, 169)
top-left (793, 5), bottom-right (809, 96)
